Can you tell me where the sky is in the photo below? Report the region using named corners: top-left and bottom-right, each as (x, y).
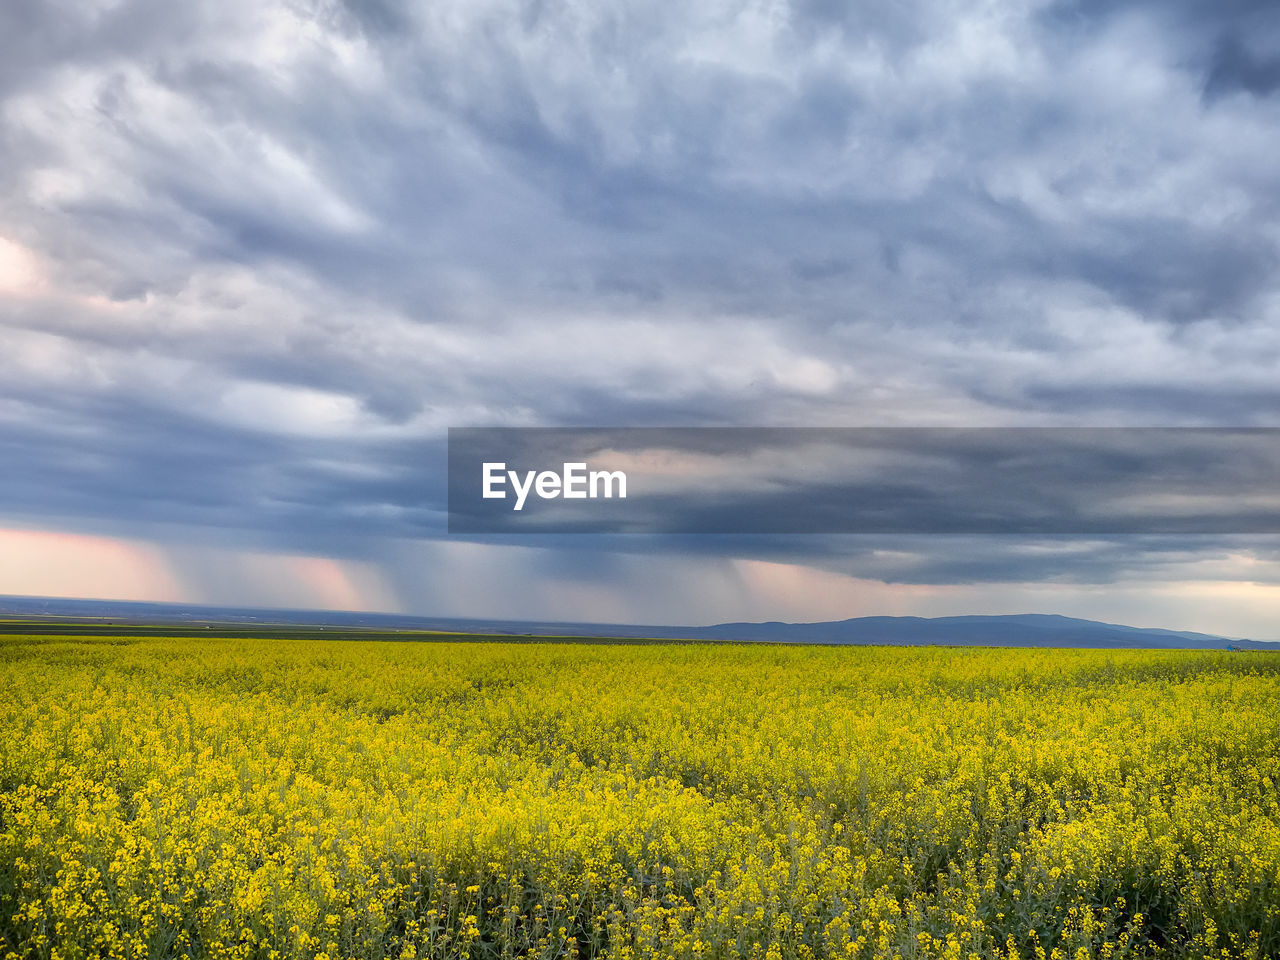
top-left (2, 0), bottom-right (1280, 636)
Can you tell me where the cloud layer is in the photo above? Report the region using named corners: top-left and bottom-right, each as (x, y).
top-left (2, 0), bottom-right (1280, 627)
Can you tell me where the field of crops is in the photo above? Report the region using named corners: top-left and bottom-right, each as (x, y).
top-left (2, 638), bottom-right (1279, 960)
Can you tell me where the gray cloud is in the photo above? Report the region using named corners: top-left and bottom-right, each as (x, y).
top-left (447, 428), bottom-right (1280, 535)
top-left (1205, 34), bottom-right (1280, 100)
top-left (2, 0), bottom-right (1280, 616)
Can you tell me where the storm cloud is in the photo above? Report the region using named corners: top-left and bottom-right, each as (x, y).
top-left (2, 0), bottom-right (1280, 629)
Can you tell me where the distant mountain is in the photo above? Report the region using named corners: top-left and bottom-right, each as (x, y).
top-left (690, 613), bottom-right (1250, 648)
top-left (0, 595), bottom-right (1270, 649)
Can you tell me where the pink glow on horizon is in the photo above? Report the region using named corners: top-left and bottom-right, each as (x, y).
top-left (232, 552), bottom-right (399, 612)
top-left (0, 527), bottom-right (190, 603)
top-left (0, 527), bottom-right (399, 614)
top-left (1, 526), bottom-right (1278, 638)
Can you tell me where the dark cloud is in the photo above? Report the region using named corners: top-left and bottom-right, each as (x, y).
top-left (2, 0), bottom-right (1280, 614)
top-left (1205, 34), bottom-right (1280, 100)
top-left (447, 428), bottom-right (1280, 536)
top-left (1046, 0), bottom-right (1280, 102)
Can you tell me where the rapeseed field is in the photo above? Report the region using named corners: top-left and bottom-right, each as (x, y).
top-left (2, 637), bottom-right (1278, 960)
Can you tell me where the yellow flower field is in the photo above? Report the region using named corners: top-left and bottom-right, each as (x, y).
top-left (2, 637), bottom-right (1278, 960)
